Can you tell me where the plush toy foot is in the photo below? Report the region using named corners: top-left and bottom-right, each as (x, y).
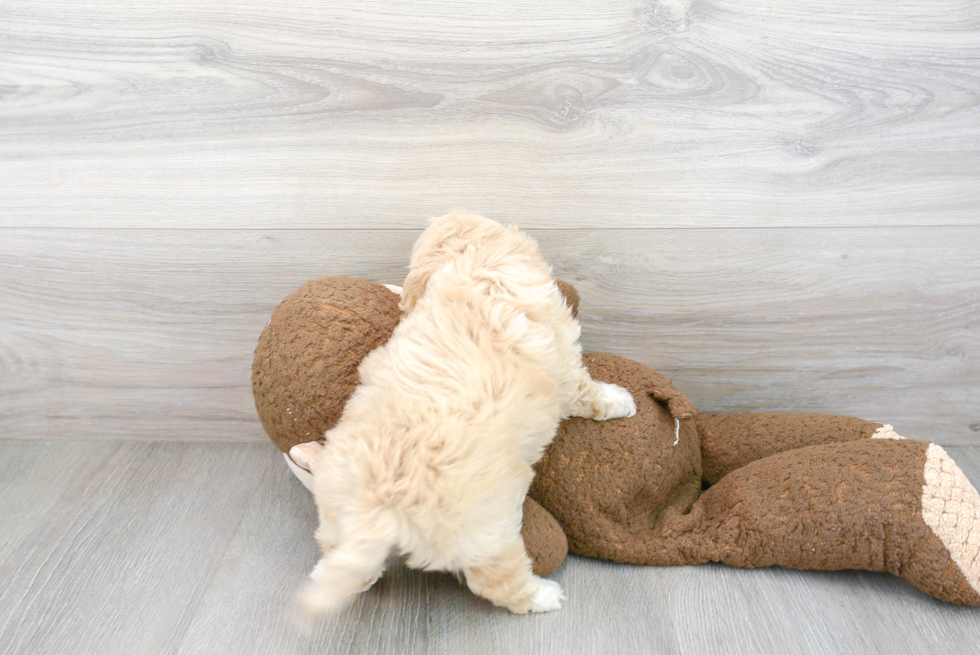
top-left (642, 439), bottom-right (980, 605)
top-left (285, 441), bottom-right (324, 492)
top-left (914, 443), bottom-right (980, 603)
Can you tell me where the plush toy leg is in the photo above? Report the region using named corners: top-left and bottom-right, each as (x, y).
top-left (696, 412), bottom-right (889, 485)
top-left (646, 439), bottom-right (980, 605)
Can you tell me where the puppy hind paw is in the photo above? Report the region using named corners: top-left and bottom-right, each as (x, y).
top-left (593, 382), bottom-right (637, 421)
top-left (291, 582), bottom-right (333, 633)
top-left (529, 578), bottom-right (565, 613)
top-left (358, 573), bottom-right (381, 593)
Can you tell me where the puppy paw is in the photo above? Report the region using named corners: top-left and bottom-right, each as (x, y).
top-left (292, 582), bottom-right (331, 633)
top-left (593, 382), bottom-right (637, 421)
top-left (529, 579), bottom-right (565, 613)
top-left (358, 574), bottom-right (380, 593)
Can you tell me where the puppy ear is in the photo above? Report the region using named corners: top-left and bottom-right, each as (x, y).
top-left (289, 441), bottom-right (323, 473)
top-left (400, 213), bottom-right (470, 313)
top-left (398, 262), bottom-right (439, 313)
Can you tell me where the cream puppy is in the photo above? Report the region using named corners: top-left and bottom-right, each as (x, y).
top-left (298, 213), bottom-right (636, 618)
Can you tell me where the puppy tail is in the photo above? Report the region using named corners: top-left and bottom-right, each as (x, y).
top-left (294, 515), bottom-right (396, 628)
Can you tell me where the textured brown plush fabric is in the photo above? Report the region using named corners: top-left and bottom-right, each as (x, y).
top-left (530, 354), bottom-right (702, 563)
top-left (554, 280), bottom-right (580, 319)
top-left (642, 439), bottom-right (980, 605)
top-left (696, 412), bottom-right (883, 485)
top-left (252, 276), bottom-right (401, 453)
top-left (521, 497), bottom-right (569, 576)
top-left (252, 276), bottom-right (980, 605)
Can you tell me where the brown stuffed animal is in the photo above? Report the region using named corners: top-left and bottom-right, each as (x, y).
top-left (253, 276), bottom-right (980, 606)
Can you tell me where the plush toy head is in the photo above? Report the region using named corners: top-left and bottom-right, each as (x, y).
top-left (253, 277), bottom-right (401, 454)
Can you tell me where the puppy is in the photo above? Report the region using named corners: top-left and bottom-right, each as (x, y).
top-left (297, 213), bottom-right (636, 617)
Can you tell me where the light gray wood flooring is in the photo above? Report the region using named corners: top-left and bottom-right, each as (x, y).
top-left (2, 439), bottom-right (979, 655)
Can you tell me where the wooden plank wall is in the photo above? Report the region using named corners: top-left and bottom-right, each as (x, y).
top-left (1, 0), bottom-right (978, 444)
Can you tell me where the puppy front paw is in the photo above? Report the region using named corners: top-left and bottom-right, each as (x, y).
top-left (593, 382), bottom-right (637, 420)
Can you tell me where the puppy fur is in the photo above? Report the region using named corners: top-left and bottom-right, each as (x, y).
top-left (298, 213), bottom-right (636, 618)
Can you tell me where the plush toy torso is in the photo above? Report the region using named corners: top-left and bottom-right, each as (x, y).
top-left (530, 354), bottom-right (702, 563)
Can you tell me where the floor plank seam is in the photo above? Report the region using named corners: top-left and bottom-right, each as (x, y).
top-left (169, 452), bottom-right (274, 655)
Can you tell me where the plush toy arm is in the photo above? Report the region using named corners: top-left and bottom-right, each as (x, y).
top-left (649, 387), bottom-right (696, 421)
top-left (640, 439), bottom-right (980, 606)
top-left (696, 412), bottom-right (887, 485)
